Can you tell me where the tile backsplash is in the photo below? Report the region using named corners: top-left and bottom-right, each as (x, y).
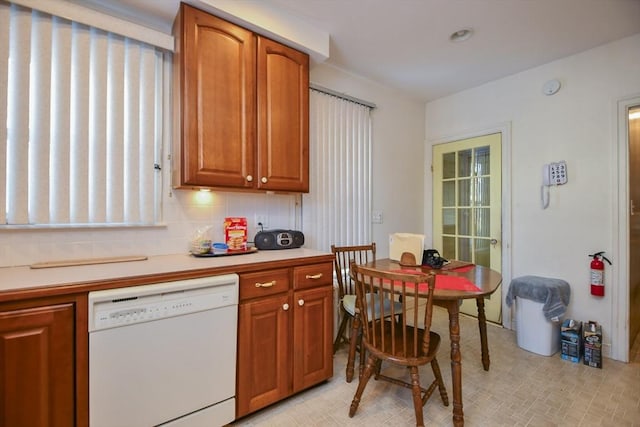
top-left (0, 190), bottom-right (298, 268)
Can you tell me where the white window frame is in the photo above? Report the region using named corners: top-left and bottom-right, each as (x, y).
top-left (1, 1), bottom-right (171, 228)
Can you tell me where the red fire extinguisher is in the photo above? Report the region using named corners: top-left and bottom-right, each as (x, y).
top-left (589, 251), bottom-right (612, 297)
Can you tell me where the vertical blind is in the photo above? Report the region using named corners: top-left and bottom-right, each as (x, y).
top-left (0, 2), bottom-right (164, 226)
top-left (302, 88), bottom-right (373, 251)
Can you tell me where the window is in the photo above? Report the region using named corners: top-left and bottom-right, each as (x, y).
top-left (302, 87), bottom-right (374, 250)
top-left (0, 2), bottom-right (167, 227)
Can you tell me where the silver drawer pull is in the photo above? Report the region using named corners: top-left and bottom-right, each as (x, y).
top-left (283, 303), bottom-right (290, 311)
top-left (305, 273), bottom-right (323, 280)
top-left (298, 299), bottom-right (304, 306)
top-left (255, 281), bottom-right (276, 288)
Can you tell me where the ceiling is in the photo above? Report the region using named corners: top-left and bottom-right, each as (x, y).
top-left (89, 0), bottom-right (640, 102)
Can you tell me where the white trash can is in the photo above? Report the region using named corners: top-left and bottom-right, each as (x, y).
top-left (516, 297), bottom-right (561, 356)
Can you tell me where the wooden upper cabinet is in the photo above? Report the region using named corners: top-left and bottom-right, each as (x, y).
top-left (173, 4), bottom-right (309, 193)
top-left (174, 4), bottom-right (256, 189)
top-left (257, 37), bottom-right (309, 192)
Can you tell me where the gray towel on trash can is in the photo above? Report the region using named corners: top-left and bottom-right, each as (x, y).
top-left (505, 276), bottom-right (571, 321)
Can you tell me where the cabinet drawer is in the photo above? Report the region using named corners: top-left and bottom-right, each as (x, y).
top-left (293, 263), bottom-right (333, 290)
top-left (240, 269), bottom-right (290, 301)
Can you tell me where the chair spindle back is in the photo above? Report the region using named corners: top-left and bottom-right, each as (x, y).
top-left (351, 264), bottom-right (436, 363)
top-left (331, 243), bottom-right (376, 299)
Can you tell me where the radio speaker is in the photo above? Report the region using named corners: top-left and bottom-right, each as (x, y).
top-left (254, 230), bottom-right (304, 250)
top-left (254, 232), bottom-right (276, 249)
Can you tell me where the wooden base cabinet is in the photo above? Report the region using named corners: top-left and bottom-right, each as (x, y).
top-left (0, 298), bottom-right (85, 427)
top-left (236, 262), bottom-right (333, 418)
top-left (292, 286), bottom-right (333, 392)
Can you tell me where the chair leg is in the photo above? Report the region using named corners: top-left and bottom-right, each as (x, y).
top-left (357, 331), bottom-right (367, 379)
top-left (431, 358), bottom-right (449, 406)
top-left (373, 357), bottom-right (382, 380)
top-left (346, 313), bottom-right (360, 383)
top-left (409, 366), bottom-right (425, 427)
top-left (349, 354), bottom-right (376, 418)
top-left (333, 309), bottom-right (350, 354)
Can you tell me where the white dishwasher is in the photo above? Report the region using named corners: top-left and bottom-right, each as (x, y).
top-left (88, 274), bottom-right (239, 427)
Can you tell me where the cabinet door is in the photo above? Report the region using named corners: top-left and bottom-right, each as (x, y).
top-left (0, 304), bottom-right (75, 427)
top-left (257, 37), bottom-right (309, 192)
top-left (177, 4), bottom-right (256, 188)
top-left (236, 293), bottom-right (290, 418)
top-left (292, 286), bottom-right (333, 392)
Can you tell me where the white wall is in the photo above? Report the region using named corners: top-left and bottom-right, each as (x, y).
top-left (310, 63), bottom-right (427, 257)
top-left (424, 33), bottom-right (640, 360)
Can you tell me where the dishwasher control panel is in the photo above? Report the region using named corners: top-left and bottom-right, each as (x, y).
top-left (88, 274), bottom-right (239, 331)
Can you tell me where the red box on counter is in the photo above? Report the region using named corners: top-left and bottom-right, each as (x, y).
top-left (224, 217), bottom-right (248, 251)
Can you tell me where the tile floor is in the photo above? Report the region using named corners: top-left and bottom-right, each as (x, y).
top-left (232, 307), bottom-right (640, 426)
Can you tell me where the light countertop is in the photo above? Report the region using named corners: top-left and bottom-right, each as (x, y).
top-left (0, 248), bottom-right (332, 296)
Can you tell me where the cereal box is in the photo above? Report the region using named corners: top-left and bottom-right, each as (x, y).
top-left (224, 217), bottom-right (248, 251)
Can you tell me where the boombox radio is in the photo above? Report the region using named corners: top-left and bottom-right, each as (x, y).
top-left (254, 229), bottom-right (304, 250)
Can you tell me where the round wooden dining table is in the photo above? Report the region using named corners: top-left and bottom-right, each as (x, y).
top-left (361, 258), bottom-right (502, 427)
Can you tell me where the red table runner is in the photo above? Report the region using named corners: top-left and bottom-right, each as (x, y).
top-left (389, 268), bottom-right (481, 292)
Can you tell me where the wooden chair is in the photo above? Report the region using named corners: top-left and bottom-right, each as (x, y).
top-left (332, 243), bottom-right (403, 382)
top-left (348, 264), bottom-right (449, 427)
top-left (332, 243), bottom-right (377, 350)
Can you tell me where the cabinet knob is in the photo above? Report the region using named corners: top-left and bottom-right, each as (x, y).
top-left (305, 273), bottom-right (323, 280)
top-left (246, 175), bottom-right (253, 182)
top-left (298, 299), bottom-right (304, 306)
top-left (283, 303), bottom-right (290, 311)
top-left (255, 281), bottom-right (275, 288)
top-left (261, 177), bottom-right (268, 184)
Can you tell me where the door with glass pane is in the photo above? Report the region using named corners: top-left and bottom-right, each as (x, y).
top-left (433, 133), bottom-right (502, 323)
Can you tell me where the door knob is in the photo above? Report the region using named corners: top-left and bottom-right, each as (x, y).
top-left (490, 239), bottom-right (498, 247)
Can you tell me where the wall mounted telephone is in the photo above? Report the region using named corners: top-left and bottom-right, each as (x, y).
top-left (541, 160), bottom-right (568, 209)
top-left (543, 161), bottom-right (568, 186)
